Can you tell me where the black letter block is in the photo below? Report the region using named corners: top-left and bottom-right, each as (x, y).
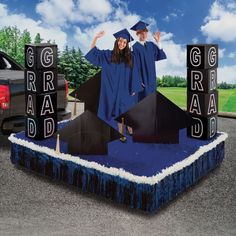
top-left (25, 92), bottom-right (57, 117)
top-left (25, 69), bottom-right (57, 94)
top-left (25, 44), bottom-right (57, 70)
top-left (187, 91), bottom-right (218, 117)
top-left (187, 44), bottom-right (218, 69)
top-left (25, 115), bottom-right (57, 140)
top-left (187, 68), bottom-right (217, 93)
top-left (187, 115), bottom-right (218, 140)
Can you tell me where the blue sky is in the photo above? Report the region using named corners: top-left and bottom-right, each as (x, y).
top-left (0, 0), bottom-right (236, 83)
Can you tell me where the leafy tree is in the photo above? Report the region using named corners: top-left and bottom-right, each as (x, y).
top-left (0, 26), bottom-right (20, 59)
top-left (158, 75), bottom-right (187, 87)
top-left (218, 82), bottom-right (236, 89)
top-left (156, 77), bottom-right (162, 87)
top-left (0, 26), bottom-right (55, 66)
top-left (58, 46), bottom-right (100, 89)
top-left (34, 33), bottom-right (43, 43)
top-left (0, 26), bottom-right (32, 66)
top-left (16, 29), bottom-right (31, 65)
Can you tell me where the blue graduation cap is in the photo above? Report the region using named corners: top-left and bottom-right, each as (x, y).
top-left (130, 21), bottom-right (149, 31)
top-left (113, 28), bottom-right (134, 42)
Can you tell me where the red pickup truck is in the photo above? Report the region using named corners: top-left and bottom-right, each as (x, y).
top-left (0, 51), bottom-right (71, 134)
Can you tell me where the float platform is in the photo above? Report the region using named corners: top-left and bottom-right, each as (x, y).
top-left (9, 121), bottom-right (228, 212)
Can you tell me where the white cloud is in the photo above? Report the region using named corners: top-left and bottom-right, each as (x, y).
top-left (192, 37), bottom-right (198, 44)
top-left (36, 0), bottom-right (113, 27)
top-left (227, 1), bottom-right (236, 10)
top-left (156, 42), bottom-right (236, 84)
top-left (155, 35), bottom-right (186, 78)
top-left (160, 32), bottom-right (174, 41)
top-left (218, 65), bottom-right (236, 83)
top-left (74, 7), bottom-right (140, 52)
top-left (228, 52), bottom-right (236, 58)
top-left (72, 1), bottom-right (187, 80)
top-left (201, 1), bottom-right (236, 42)
top-left (163, 12), bottom-right (180, 22)
top-left (75, 26), bottom-right (187, 80)
top-left (78, 0), bottom-right (112, 18)
top-left (219, 48), bottom-right (225, 58)
top-left (0, 3), bottom-right (67, 50)
top-left (36, 0), bottom-right (75, 26)
top-left (170, 13), bottom-right (177, 17)
top-left (163, 15), bottom-right (170, 22)
top-left (0, 4), bottom-right (7, 16)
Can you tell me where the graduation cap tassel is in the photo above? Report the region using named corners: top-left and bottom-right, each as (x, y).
top-left (55, 134), bottom-right (60, 154)
top-left (120, 117), bottom-right (127, 142)
top-left (73, 93), bottom-right (77, 116)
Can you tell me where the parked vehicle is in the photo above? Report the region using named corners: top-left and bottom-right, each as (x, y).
top-left (0, 51), bottom-right (71, 134)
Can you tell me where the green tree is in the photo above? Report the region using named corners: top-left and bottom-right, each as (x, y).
top-left (0, 26), bottom-right (20, 59)
top-left (156, 77), bottom-right (163, 87)
top-left (0, 27), bottom-right (54, 66)
top-left (58, 46), bottom-right (100, 89)
top-left (16, 29), bottom-right (31, 65)
top-left (34, 33), bottom-right (43, 43)
top-left (218, 82), bottom-right (236, 89)
top-left (158, 75), bottom-right (187, 87)
top-left (0, 26), bottom-right (33, 66)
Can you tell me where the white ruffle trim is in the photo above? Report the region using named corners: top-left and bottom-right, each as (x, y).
top-left (8, 132), bottom-right (228, 185)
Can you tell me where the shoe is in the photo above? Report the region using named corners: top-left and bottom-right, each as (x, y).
top-left (120, 136), bottom-right (127, 142)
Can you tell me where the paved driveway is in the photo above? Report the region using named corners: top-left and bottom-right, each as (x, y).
top-left (0, 116), bottom-right (235, 236)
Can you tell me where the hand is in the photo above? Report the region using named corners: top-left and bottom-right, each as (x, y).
top-left (95, 31), bottom-right (105, 39)
top-left (131, 92), bottom-right (136, 96)
top-left (90, 31), bottom-right (105, 49)
top-left (153, 31), bottom-right (161, 43)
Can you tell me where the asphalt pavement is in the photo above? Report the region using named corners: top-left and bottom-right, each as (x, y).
top-left (0, 114), bottom-right (235, 236)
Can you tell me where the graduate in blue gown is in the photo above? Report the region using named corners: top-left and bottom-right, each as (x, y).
top-left (85, 29), bottom-right (142, 136)
top-left (130, 21), bottom-right (167, 101)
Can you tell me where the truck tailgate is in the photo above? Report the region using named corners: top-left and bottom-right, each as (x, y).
top-left (0, 70), bottom-right (24, 117)
top-left (0, 70), bottom-right (68, 116)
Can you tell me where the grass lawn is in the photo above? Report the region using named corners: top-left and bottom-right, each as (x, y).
top-left (158, 87), bottom-right (236, 113)
top-left (68, 87), bottom-right (236, 113)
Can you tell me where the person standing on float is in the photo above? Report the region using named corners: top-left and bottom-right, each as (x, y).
top-left (85, 29), bottom-right (141, 135)
top-left (130, 21), bottom-right (167, 101)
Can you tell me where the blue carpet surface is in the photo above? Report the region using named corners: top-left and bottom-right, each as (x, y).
top-left (14, 121), bottom-right (221, 177)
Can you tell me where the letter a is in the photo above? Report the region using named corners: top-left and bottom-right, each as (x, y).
top-left (26, 94), bottom-right (34, 116)
top-left (208, 94), bottom-right (217, 115)
top-left (189, 94), bottom-right (202, 115)
top-left (41, 95), bottom-right (54, 116)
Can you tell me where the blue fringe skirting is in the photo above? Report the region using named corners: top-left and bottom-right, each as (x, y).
top-left (10, 140), bottom-right (225, 213)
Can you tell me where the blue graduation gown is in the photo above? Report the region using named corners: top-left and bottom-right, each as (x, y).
top-left (85, 47), bottom-right (141, 122)
top-left (132, 41), bottom-right (167, 101)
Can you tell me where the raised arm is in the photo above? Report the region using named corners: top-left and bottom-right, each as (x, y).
top-left (152, 31), bottom-right (167, 60)
top-left (153, 31), bottom-right (163, 49)
top-left (90, 31), bottom-right (105, 49)
top-left (153, 31), bottom-right (161, 43)
top-left (85, 31), bottom-right (110, 67)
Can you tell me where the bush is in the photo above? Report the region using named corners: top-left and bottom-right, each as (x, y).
top-left (157, 75), bottom-right (187, 87)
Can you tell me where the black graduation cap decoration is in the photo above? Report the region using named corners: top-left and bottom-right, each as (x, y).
top-left (115, 91), bottom-right (194, 143)
top-left (54, 110), bottom-right (123, 155)
top-left (69, 71), bottom-right (101, 114)
top-left (113, 28), bottom-right (134, 42)
top-left (130, 21), bottom-right (149, 31)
